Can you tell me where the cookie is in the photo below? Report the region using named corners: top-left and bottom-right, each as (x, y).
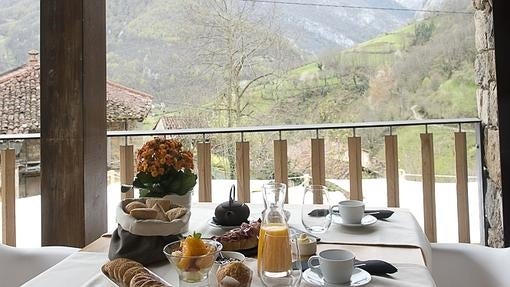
top-left (101, 261), bottom-right (113, 277)
top-left (122, 266), bottom-right (146, 286)
top-left (115, 260), bottom-right (142, 282)
top-left (130, 273), bottom-right (155, 287)
top-left (112, 259), bottom-right (135, 281)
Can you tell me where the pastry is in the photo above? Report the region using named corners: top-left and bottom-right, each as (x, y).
top-left (153, 203), bottom-right (169, 221)
top-left (125, 201), bottom-right (147, 213)
top-left (130, 208), bottom-right (158, 220)
top-left (213, 220), bottom-right (260, 251)
top-left (216, 262), bottom-right (252, 287)
top-left (145, 198), bottom-right (173, 211)
top-left (166, 207), bottom-right (188, 221)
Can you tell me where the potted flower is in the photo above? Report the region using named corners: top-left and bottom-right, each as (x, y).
top-left (131, 137), bottom-right (197, 208)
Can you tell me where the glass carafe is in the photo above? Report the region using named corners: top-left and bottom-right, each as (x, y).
top-left (258, 183), bottom-right (289, 273)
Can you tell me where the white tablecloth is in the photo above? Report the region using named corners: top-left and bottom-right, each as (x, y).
top-left (22, 203), bottom-right (435, 286)
top-left (191, 204), bottom-right (432, 267)
top-left (22, 252), bottom-right (436, 287)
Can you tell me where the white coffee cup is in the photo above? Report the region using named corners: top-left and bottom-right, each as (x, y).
top-left (334, 200), bottom-right (365, 224)
top-left (307, 249), bottom-right (355, 284)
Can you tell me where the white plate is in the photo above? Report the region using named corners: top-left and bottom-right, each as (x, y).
top-left (303, 267), bottom-right (371, 287)
top-left (332, 214), bottom-right (377, 227)
top-left (101, 266), bottom-right (171, 287)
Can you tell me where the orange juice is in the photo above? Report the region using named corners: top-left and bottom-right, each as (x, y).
top-left (257, 224), bottom-right (291, 272)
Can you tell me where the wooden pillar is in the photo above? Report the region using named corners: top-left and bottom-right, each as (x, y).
top-left (421, 133), bottom-right (437, 242)
top-left (40, 0), bottom-right (107, 247)
top-left (348, 136), bottom-right (363, 200)
top-left (1, 149), bottom-right (16, 246)
top-left (493, 0), bottom-right (510, 247)
top-left (385, 135), bottom-right (400, 207)
top-left (120, 145), bottom-right (134, 200)
top-left (236, 141), bottom-right (250, 203)
top-left (311, 138), bottom-right (325, 204)
top-left (455, 132), bottom-right (470, 243)
top-left (197, 141), bottom-right (212, 202)
top-left (274, 140), bottom-right (289, 203)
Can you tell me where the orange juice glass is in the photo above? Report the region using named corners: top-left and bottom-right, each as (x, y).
top-left (257, 223), bottom-right (291, 272)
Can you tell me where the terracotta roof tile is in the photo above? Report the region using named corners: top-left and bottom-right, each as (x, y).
top-left (0, 52), bottom-right (152, 134)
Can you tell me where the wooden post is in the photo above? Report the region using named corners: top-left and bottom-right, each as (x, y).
top-left (197, 141), bottom-right (212, 202)
top-left (1, 149), bottom-right (16, 246)
top-left (385, 135), bottom-right (400, 207)
top-left (311, 138), bottom-right (325, 204)
top-left (421, 133), bottom-right (437, 242)
top-left (120, 145), bottom-right (134, 200)
top-left (274, 140), bottom-right (289, 203)
top-left (236, 141), bottom-right (250, 203)
top-left (348, 136), bottom-right (363, 200)
top-left (455, 132), bottom-right (470, 243)
top-left (40, 0), bottom-right (107, 247)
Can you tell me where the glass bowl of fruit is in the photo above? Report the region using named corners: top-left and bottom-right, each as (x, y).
top-left (164, 232), bottom-right (223, 286)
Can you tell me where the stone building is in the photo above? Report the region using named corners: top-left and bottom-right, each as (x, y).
top-left (473, 0), bottom-right (501, 247)
top-left (0, 50), bottom-right (153, 197)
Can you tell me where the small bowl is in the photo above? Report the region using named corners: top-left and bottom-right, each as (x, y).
top-left (163, 239), bottom-right (223, 283)
top-left (297, 235), bottom-right (317, 257)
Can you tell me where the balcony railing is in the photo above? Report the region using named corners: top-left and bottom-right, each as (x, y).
top-left (0, 118), bottom-right (483, 247)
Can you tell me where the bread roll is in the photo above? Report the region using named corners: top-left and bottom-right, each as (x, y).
top-left (216, 262), bottom-right (252, 287)
top-left (125, 201), bottom-right (147, 213)
top-left (166, 207), bottom-right (188, 221)
top-left (130, 208), bottom-right (158, 220)
top-left (153, 203), bottom-right (169, 221)
top-left (145, 198), bottom-right (172, 211)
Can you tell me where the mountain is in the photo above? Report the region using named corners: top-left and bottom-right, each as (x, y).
top-left (255, 0), bottom-right (418, 54)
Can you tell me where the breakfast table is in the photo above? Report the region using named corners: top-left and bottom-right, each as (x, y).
top-left (22, 203), bottom-right (437, 287)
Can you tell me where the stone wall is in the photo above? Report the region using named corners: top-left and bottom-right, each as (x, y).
top-left (474, 0), bottom-right (503, 247)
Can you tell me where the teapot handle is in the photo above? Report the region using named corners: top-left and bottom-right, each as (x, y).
top-left (229, 185), bottom-right (236, 207)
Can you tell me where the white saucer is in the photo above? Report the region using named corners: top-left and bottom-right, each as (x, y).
top-left (303, 267), bottom-right (371, 286)
top-left (207, 217), bottom-right (254, 230)
top-left (332, 215), bottom-right (377, 227)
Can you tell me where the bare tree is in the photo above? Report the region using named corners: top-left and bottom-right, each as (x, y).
top-left (183, 0), bottom-right (289, 127)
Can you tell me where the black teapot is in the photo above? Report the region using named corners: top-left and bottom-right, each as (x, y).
top-left (213, 185), bottom-right (250, 226)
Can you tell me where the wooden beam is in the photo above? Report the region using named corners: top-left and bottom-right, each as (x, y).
top-left (455, 132), bottom-right (470, 243)
top-left (493, 0), bottom-right (510, 247)
top-left (41, 0), bottom-right (107, 247)
top-left (120, 145), bottom-right (134, 200)
top-left (236, 142), bottom-right (250, 203)
top-left (274, 140), bottom-right (289, 203)
top-left (311, 138), bottom-right (325, 204)
top-left (385, 135), bottom-right (400, 207)
top-left (197, 141), bottom-right (212, 202)
top-left (348, 136), bottom-right (363, 200)
top-left (1, 149), bottom-right (16, 246)
top-left (421, 133), bottom-right (437, 242)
